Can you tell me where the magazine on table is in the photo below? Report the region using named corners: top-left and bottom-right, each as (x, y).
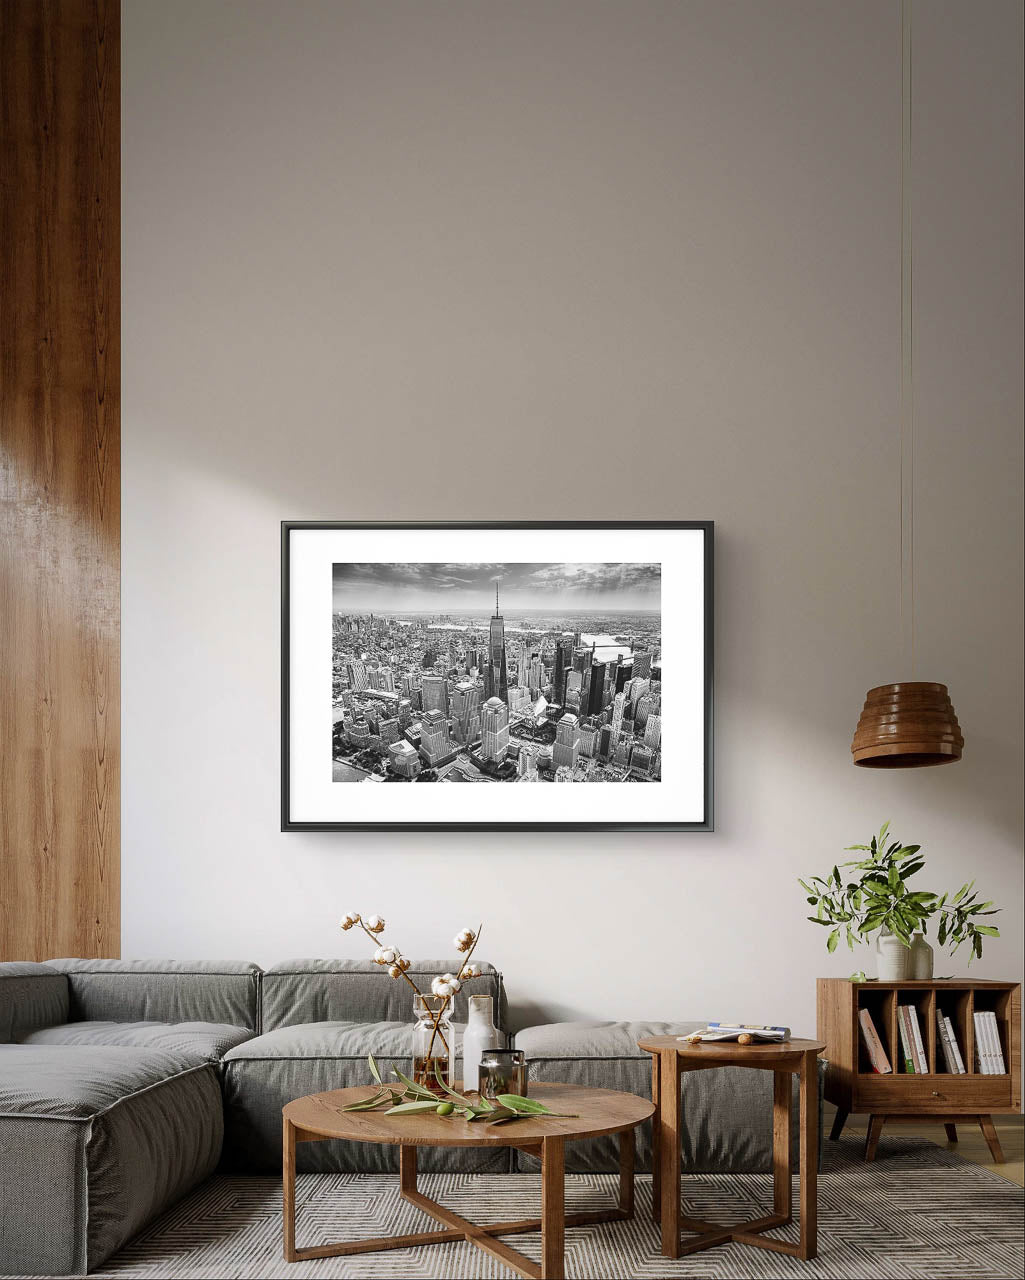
top-left (680, 1023), bottom-right (791, 1044)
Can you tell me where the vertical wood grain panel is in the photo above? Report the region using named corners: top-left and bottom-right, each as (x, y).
top-left (0, 0), bottom-right (120, 960)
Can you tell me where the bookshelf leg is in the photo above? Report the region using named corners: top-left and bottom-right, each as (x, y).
top-left (864, 1115), bottom-right (884, 1161)
top-left (978, 1115), bottom-right (1005, 1164)
top-left (943, 1123), bottom-right (958, 1143)
top-left (828, 1109), bottom-right (848, 1141)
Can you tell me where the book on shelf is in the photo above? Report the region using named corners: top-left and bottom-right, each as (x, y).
top-left (973, 1011), bottom-right (1006, 1075)
top-left (987, 1011), bottom-right (1007, 1073)
top-left (935, 1007), bottom-right (959, 1074)
top-left (944, 1015), bottom-right (966, 1073)
top-left (858, 1009), bottom-right (891, 1073)
top-left (679, 1023), bottom-right (791, 1044)
top-left (897, 1005), bottom-right (917, 1073)
top-left (936, 1008), bottom-right (962, 1070)
top-left (908, 1004), bottom-right (928, 1073)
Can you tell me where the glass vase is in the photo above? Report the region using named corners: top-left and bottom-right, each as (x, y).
top-left (412, 993), bottom-right (453, 1094)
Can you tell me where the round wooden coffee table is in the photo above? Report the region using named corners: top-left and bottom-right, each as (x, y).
top-left (638, 1035), bottom-right (826, 1262)
top-left (282, 1081), bottom-right (653, 1280)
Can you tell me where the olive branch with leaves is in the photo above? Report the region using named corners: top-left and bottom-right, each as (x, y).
top-left (800, 821), bottom-right (1000, 962)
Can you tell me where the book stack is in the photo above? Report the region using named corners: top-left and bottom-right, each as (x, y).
top-left (935, 1008), bottom-right (966, 1073)
top-left (858, 1009), bottom-right (891, 1073)
top-left (973, 1011), bottom-right (1007, 1074)
top-left (897, 1004), bottom-right (928, 1073)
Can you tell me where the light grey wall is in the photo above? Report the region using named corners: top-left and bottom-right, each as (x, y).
top-left (123, 0), bottom-right (1023, 1035)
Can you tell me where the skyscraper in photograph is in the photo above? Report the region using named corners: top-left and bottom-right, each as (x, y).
top-left (553, 713), bottom-right (580, 770)
top-left (451, 680), bottom-right (480, 743)
top-left (419, 709), bottom-right (452, 765)
top-left (480, 696), bottom-right (510, 763)
top-left (422, 675), bottom-right (449, 714)
top-left (632, 650), bottom-right (653, 680)
top-left (486, 582), bottom-right (508, 703)
top-left (347, 660), bottom-right (369, 692)
top-left (644, 713), bottom-right (662, 750)
top-left (552, 635), bottom-right (574, 705)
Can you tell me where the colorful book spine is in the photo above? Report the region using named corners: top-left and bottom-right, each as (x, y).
top-left (858, 1009), bottom-right (892, 1074)
top-left (908, 1005), bottom-right (928, 1073)
top-left (897, 1006), bottom-right (916, 1073)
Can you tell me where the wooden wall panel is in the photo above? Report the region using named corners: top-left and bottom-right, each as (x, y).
top-left (0, 0), bottom-right (120, 960)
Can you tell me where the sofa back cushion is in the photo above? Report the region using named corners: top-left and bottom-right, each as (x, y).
top-left (46, 959), bottom-right (261, 1030)
top-left (261, 959), bottom-right (508, 1032)
top-left (0, 961), bottom-right (69, 1042)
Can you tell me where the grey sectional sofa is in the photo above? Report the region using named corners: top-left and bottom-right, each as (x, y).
top-left (1, 958), bottom-right (824, 1276)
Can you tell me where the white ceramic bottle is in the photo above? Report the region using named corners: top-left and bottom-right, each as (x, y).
top-left (461, 995), bottom-right (504, 1092)
top-left (909, 932), bottom-right (935, 979)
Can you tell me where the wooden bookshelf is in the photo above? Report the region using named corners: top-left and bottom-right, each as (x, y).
top-left (817, 978), bottom-right (1021, 1162)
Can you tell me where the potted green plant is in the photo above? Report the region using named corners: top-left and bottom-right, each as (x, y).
top-left (799, 822), bottom-right (1000, 979)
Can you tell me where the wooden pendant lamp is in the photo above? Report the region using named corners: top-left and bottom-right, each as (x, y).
top-left (852, 1), bottom-right (962, 769)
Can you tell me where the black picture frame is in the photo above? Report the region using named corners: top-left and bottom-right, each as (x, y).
top-left (282, 521), bottom-right (713, 831)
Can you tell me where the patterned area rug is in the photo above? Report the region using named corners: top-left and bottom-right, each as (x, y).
top-left (95, 1138), bottom-right (1023, 1280)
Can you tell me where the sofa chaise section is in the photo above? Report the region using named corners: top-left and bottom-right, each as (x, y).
top-left (222, 959), bottom-right (511, 1173)
top-left (0, 1045), bottom-right (222, 1276)
top-left (514, 1020), bottom-right (825, 1174)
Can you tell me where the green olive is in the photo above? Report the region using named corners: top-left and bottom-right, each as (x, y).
top-left (436, 1101), bottom-right (454, 1116)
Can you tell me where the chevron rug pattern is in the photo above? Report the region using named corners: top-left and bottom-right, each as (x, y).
top-left (95, 1137), bottom-right (1023, 1280)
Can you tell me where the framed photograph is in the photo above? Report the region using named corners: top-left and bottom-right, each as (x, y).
top-left (282, 521), bottom-right (712, 830)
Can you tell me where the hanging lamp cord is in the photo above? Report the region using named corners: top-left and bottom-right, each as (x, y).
top-left (899, 0), bottom-right (915, 678)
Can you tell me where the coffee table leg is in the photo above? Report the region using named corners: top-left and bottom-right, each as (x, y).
top-left (619, 1129), bottom-right (635, 1217)
top-left (650, 1052), bottom-right (661, 1223)
top-left (282, 1116), bottom-right (297, 1263)
top-left (400, 1144), bottom-right (417, 1195)
top-left (799, 1050), bottom-right (818, 1260)
top-left (541, 1135), bottom-right (565, 1280)
top-left (658, 1050), bottom-right (680, 1259)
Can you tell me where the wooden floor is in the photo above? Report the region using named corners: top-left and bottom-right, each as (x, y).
top-left (824, 1104), bottom-right (1024, 1186)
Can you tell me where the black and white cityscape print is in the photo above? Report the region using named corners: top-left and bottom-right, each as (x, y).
top-left (332, 563), bottom-right (662, 784)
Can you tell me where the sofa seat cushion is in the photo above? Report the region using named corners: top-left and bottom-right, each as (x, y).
top-left (514, 1020), bottom-right (822, 1175)
top-left (0, 1046), bottom-right (222, 1275)
top-left (221, 1021), bottom-right (509, 1176)
top-left (21, 1020), bottom-right (254, 1062)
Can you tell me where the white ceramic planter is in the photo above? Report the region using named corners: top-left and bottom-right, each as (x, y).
top-left (876, 929), bottom-right (911, 980)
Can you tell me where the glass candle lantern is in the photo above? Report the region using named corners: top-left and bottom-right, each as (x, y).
top-left (478, 1048), bottom-right (527, 1099)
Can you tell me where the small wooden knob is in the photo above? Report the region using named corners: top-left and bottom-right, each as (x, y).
top-left (931, 1091), bottom-right (940, 1097)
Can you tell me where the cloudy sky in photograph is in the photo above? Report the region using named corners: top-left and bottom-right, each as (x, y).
top-left (332, 563), bottom-right (661, 613)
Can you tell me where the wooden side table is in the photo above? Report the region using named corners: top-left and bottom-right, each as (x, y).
top-left (638, 1035), bottom-right (825, 1261)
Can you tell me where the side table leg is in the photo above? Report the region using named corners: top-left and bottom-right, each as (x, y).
top-left (541, 1136), bottom-right (565, 1280)
top-left (282, 1116), bottom-right (297, 1262)
top-left (799, 1051), bottom-right (818, 1261)
top-left (650, 1052), bottom-right (661, 1223)
top-left (658, 1050), bottom-right (681, 1259)
top-left (773, 1069), bottom-right (792, 1222)
top-left (619, 1129), bottom-right (635, 1218)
